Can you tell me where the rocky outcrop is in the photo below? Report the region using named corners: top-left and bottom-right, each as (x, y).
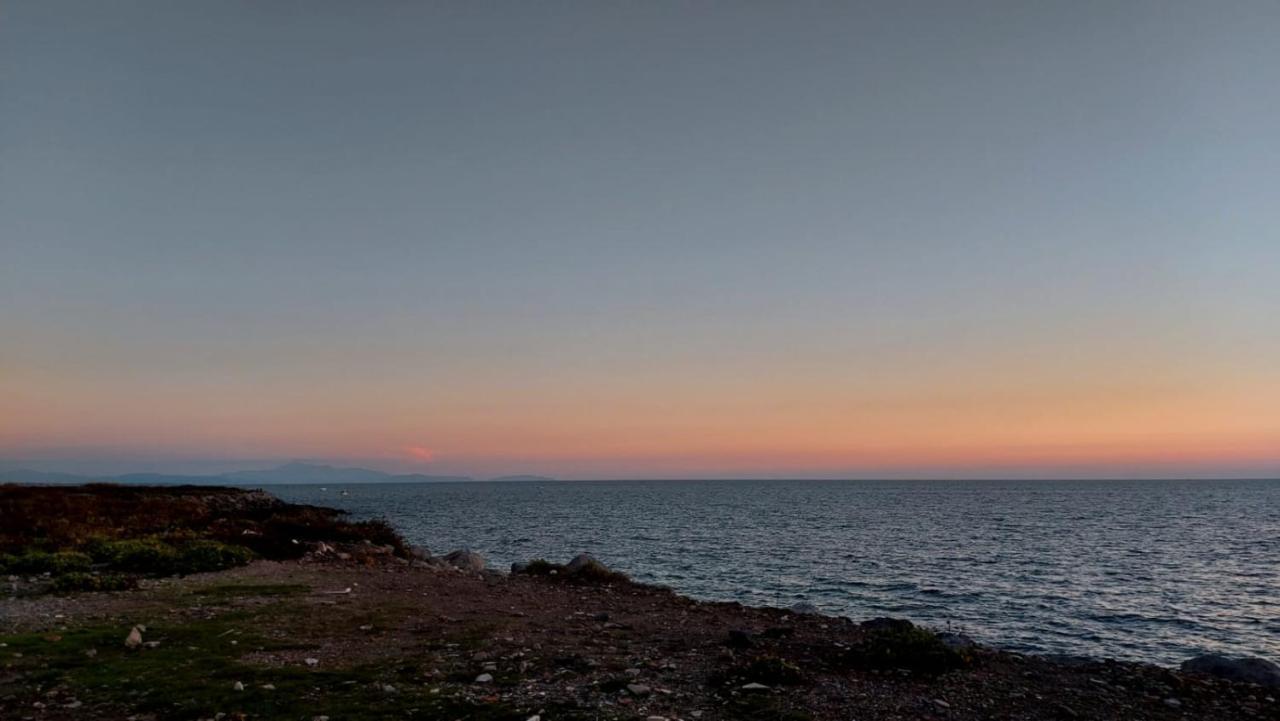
top-left (442, 549), bottom-right (486, 573)
top-left (1181, 654), bottom-right (1280, 687)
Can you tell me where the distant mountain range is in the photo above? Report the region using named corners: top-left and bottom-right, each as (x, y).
top-left (0, 462), bottom-right (555, 485)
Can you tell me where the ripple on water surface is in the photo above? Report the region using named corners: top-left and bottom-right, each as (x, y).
top-left (269, 478), bottom-right (1280, 666)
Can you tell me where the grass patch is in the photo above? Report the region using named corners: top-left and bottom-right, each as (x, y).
top-left (49, 572), bottom-right (138, 593)
top-left (0, 550), bottom-right (93, 575)
top-left (0, 605), bottom-right (534, 721)
top-left (191, 583), bottom-right (311, 600)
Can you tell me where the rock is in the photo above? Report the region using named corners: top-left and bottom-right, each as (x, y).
top-left (727, 629), bottom-right (755, 649)
top-left (443, 549), bottom-right (486, 573)
top-left (564, 553), bottom-right (620, 579)
top-left (124, 626), bottom-right (143, 649)
top-left (474, 673), bottom-right (494, 683)
top-left (646, 717), bottom-right (669, 721)
top-left (1164, 697), bottom-right (1182, 708)
top-left (382, 684), bottom-right (397, 694)
top-left (937, 631), bottom-right (978, 651)
top-left (1044, 654), bottom-right (1095, 668)
top-left (233, 681), bottom-right (244, 691)
top-left (861, 617), bottom-right (915, 633)
top-left (741, 682), bottom-right (770, 692)
top-left (626, 683), bottom-right (651, 696)
top-left (305, 657), bottom-right (320, 667)
top-left (1181, 654), bottom-right (1280, 687)
top-left (625, 667), bottom-right (642, 677)
top-left (790, 602), bottom-right (820, 615)
top-left (565, 553), bottom-right (597, 573)
top-left (526, 716), bottom-right (540, 721)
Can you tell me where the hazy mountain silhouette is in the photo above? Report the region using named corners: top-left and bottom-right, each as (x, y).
top-left (0, 462), bottom-right (539, 485)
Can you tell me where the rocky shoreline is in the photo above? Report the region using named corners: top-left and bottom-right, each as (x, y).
top-left (2, 484), bottom-right (1278, 720)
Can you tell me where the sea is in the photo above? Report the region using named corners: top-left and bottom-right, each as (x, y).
top-left (268, 478), bottom-right (1280, 667)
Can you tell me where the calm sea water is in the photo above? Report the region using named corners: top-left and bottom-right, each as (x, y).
top-left (269, 479), bottom-right (1280, 666)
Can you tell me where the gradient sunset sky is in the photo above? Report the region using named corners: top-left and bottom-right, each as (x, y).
top-left (2, 2), bottom-right (1278, 479)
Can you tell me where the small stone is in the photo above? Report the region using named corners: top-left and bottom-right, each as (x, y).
top-left (305, 657), bottom-right (320, 667)
top-left (933, 699), bottom-right (951, 709)
top-left (382, 684), bottom-right (397, 694)
top-left (262, 684), bottom-right (276, 690)
top-left (233, 681), bottom-right (244, 691)
top-left (84, 649), bottom-right (97, 658)
top-left (1164, 698), bottom-right (1182, 709)
top-left (475, 673), bottom-right (494, 683)
top-left (626, 683), bottom-right (651, 696)
top-left (741, 682), bottom-right (769, 692)
top-left (625, 667), bottom-right (642, 677)
top-left (646, 716), bottom-right (668, 721)
top-left (124, 626), bottom-right (143, 649)
top-left (526, 716), bottom-right (540, 721)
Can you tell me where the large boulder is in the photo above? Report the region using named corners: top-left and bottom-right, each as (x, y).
top-left (564, 553), bottom-right (619, 579)
top-left (442, 549), bottom-right (485, 573)
top-left (564, 553), bottom-right (599, 574)
top-left (1181, 654), bottom-right (1280, 687)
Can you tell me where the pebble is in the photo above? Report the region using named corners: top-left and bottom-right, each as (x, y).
top-left (233, 682), bottom-right (244, 691)
top-left (475, 673), bottom-right (494, 683)
top-left (627, 683), bottom-right (652, 696)
top-left (305, 658), bottom-right (320, 667)
top-left (646, 716), bottom-right (668, 721)
top-left (934, 699), bottom-right (951, 709)
top-left (741, 683), bottom-right (770, 692)
top-left (1164, 698), bottom-right (1182, 709)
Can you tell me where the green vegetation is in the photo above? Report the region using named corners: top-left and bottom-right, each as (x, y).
top-left (0, 590), bottom-right (603, 721)
top-left (0, 550), bottom-right (93, 575)
top-left (49, 572), bottom-right (138, 593)
top-left (0, 484), bottom-right (409, 596)
top-left (190, 583), bottom-right (311, 600)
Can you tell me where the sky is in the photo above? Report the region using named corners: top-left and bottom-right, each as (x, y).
top-left (1, 1), bottom-right (1278, 479)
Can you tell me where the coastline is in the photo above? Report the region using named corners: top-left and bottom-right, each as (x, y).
top-left (2, 484), bottom-right (1277, 721)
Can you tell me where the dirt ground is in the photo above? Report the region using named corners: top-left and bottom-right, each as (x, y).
top-left (2, 558), bottom-right (1277, 721)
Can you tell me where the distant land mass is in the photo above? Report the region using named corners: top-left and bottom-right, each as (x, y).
top-left (0, 462), bottom-right (552, 485)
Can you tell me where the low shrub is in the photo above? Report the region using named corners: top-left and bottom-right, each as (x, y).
top-left (3, 550), bottom-right (93, 576)
top-left (173, 540), bottom-right (254, 574)
top-left (98, 538), bottom-right (180, 573)
top-left (523, 559), bottom-right (561, 575)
